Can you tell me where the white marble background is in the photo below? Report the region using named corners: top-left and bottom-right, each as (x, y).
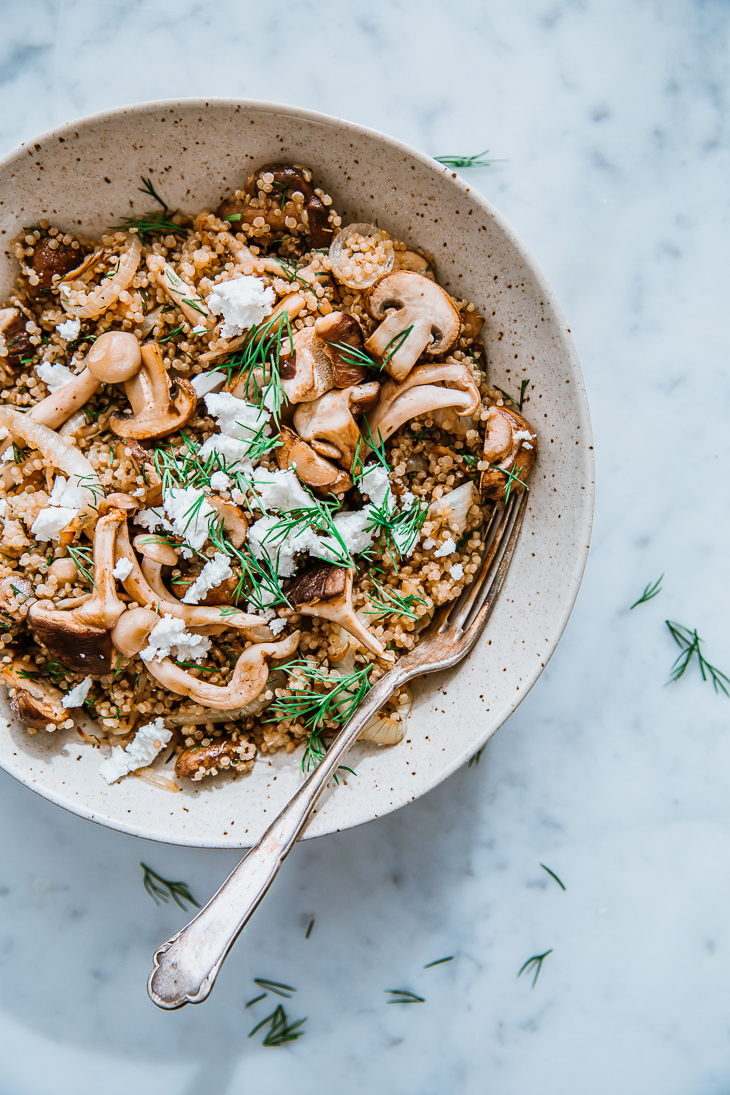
top-left (0, 1), bottom-right (729, 1092)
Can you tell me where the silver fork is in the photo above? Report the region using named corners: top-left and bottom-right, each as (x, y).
top-left (147, 490), bottom-right (529, 1009)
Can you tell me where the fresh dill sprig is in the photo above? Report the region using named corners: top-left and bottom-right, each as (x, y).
top-left (253, 977), bottom-right (296, 999)
top-left (66, 544), bottom-right (95, 587)
top-left (140, 862), bottom-right (200, 910)
top-left (467, 745), bottom-right (485, 767)
top-left (221, 309), bottom-right (294, 425)
top-left (305, 917), bottom-right (315, 939)
top-left (206, 515), bottom-right (288, 611)
top-left (424, 956), bottom-right (453, 969)
top-left (160, 325), bottom-right (184, 343)
top-left (264, 498), bottom-right (355, 569)
top-left (248, 1004), bottom-right (307, 1046)
top-left (386, 989), bottom-right (426, 1004)
top-left (518, 950), bottom-right (552, 988)
top-left (630, 575), bottom-right (664, 609)
top-left (110, 178), bottom-right (186, 242)
top-left (267, 659), bottom-right (373, 772)
top-left (540, 864), bottom-right (566, 891)
top-left (665, 621), bottom-right (730, 696)
top-left (436, 150), bottom-right (504, 168)
top-left (489, 461), bottom-right (530, 504)
top-left (364, 575), bottom-right (426, 621)
top-left (366, 495), bottom-right (429, 562)
top-left (494, 378), bottom-right (531, 412)
top-left (329, 340), bottom-right (377, 369)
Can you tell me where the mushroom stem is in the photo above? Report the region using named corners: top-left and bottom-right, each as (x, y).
top-left (287, 564), bottom-right (393, 661)
top-left (110, 342), bottom-right (197, 440)
top-left (29, 369), bottom-right (100, 430)
top-left (73, 509), bottom-right (128, 630)
top-left (146, 254), bottom-right (212, 327)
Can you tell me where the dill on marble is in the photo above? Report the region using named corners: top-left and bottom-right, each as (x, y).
top-left (630, 575), bottom-right (664, 609)
top-left (665, 621), bottom-right (730, 696)
top-left (540, 864), bottom-right (566, 891)
top-left (518, 949), bottom-right (553, 988)
top-left (140, 863), bottom-right (200, 910)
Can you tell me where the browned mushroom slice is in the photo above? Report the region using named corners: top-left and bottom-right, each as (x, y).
top-left (287, 563), bottom-right (392, 661)
top-left (314, 312), bottom-right (370, 387)
top-left (276, 425), bottom-right (352, 495)
top-left (205, 496), bottom-right (248, 548)
top-left (365, 271), bottom-right (461, 381)
top-left (0, 308), bottom-right (34, 371)
top-left (110, 342), bottom-right (196, 440)
top-left (217, 163), bottom-right (333, 248)
top-left (480, 406), bottom-right (537, 500)
top-left (365, 361), bottom-right (481, 450)
top-left (28, 603), bottom-right (113, 674)
top-left (27, 235), bottom-right (81, 293)
top-left (0, 576), bottom-right (33, 621)
top-left (279, 326), bottom-right (334, 404)
top-left (0, 661), bottom-right (72, 732)
top-left (175, 737), bottom-right (256, 780)
top-left (72, 509), bottom-right (128, 630)
top-left (293, 382), bottom-right (380, 470)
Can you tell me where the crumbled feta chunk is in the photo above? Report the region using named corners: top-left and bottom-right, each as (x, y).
top-left (98, 718), bottom-right (172, 784)
top-left (434, 536), bottom-right (456, 558)
top-left (333, 508), bottom-right (375, 554)
top-left (250, 468), bottom-right (313, 513)
top-left (56, 317), bottom-right (81, 342)
top-left (204, 391), bottom-right (270, 441)
top-left (247, 515), bottom-right (315, 578)
top-left (163, 487), bottom-right (216, 551)
top-left (422, 537), bottom-right (436, 551)
top-left (198, 433), bottom-right (254, 474)
top-left (1, 447), bottom-right (14, 463)
top-left (49, 474), bottom-right (86, 510)
top-left (269, 616), bottom-right (286, 636)
top-left (191, 325), bottom-right (208, 336)
top-left (209, 470), bottom-right (231, 492)
top-left (62, 676), bottom-right (92, 709)
top-left (449, 563), bottom-right (465, 580)
top-left (140, 614), bottom-right (212, 664)
top-left (0, 498), bottom-right (6, 516)
top-left (112, 558), bottom-right (133, 581)
top-left (31, 506), bottom-right (78, 541)
top-left (182, 552), bottom-right (234, 604)
top-left (191, 370), bottom-right (226, 398)
top-left (36, 361), bottom-right (75, 393)
top-left (359, 465), bottom-right (391, 508)
top-left (134, 507), bottom-right (172, 533)
top-left (207, 275), bottom-right (275, 338)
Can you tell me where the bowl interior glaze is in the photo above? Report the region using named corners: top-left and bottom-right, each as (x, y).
top-left (0, 99), bottom-right (594, 848)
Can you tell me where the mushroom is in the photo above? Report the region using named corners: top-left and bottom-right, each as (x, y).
top-left (205, 496), bottom-right (248, 548)
top-left (27, 235), bottom-right (81, 294)
top-left (314, 312), bottom-right (370, 387)
top-left (365, 271), bottom-right (461, 381)
top-left (0, 660), bottom-right (73, 732)
top-left (279, 326), bottom-right (334, 404)
top-left (275, 425), bottom-right (352, 495)
top-left (392, 250), bottom-right (435, 278)
top-left (293, 382), bottom-right (380, 470)
top-left (217, 163), bottom-right (334, 248)
top-left (29, 330), bottom-right (142, 431)
top-left (146, 254), bottom-right (212, 328)
top-left (365, 361), bottom-right (481, 451)
top-left (480, 406), bottom-right (537, 500)
top-left (0, 308), bottom-right (34, 371)
top-left (112, 608), bottom-right (301, 710)
top-left (286, 563), bottom-right (392, 661)
top-left (72, 509), bottom-right (128, 630)
top-left (109, 342), bottom-right (196, 440)
top-left (175, 737), bottom-right (256, 780)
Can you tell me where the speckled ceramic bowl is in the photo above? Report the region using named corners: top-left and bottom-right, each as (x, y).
top-left (0, 99), bottom-right (594, 848)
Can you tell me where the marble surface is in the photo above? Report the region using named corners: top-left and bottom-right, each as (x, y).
top-left (0, 1), bottom-right (729, 1092)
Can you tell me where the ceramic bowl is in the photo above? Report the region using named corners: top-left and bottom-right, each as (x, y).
top-left (0, 99), bottom-right (594, 848)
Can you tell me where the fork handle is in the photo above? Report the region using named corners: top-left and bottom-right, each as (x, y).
top-left (147, 671), bottom-right (402, 1009)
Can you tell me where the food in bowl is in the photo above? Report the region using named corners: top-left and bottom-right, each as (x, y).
top-left (0, 162), bottom-right (536, 790)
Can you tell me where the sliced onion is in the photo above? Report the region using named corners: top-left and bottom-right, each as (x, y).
top-left (361, 686), bottom-right (413, 745)
top-left (329, 223), bottom-right (394, 289)
top-left (428, 481), bottom-right (475, 535)
top-left (61, 236), bottom-right (142, 319)
top-left (134, 767), bottom-right (180, 792)
top-left (0, 406), bottom-right (102, 515)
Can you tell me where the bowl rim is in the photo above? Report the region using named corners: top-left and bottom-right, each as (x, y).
top-left (0, 97), bottom-right (594, 845)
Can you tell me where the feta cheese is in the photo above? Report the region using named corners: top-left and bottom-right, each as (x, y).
top-left (182, 552), bottom-right (234, 604)
top-left (333, 508), bottom-right (375, 554)
top-left (0, 498), bottom-right (6, 516)
top-left (112, 558), bottom-right (133, 581)
top-left (191, 370), bottom-right (226, 398)
top-left (191, 324), bottom-right (208, 336)
top-left (49, 474), bottom-right (86, 510)
top-left (134, 507), bottom-right (172, 533)
top-left (449, 563), bottom-right (465, 580)
top-left (56, 317), bottom-right (81, 341)
top-left (162, 487), bottom-right (216, 551)
top-left (204, 391), bottom-right (270, 441)
top-left (434, 536), bottom-right (456, 558)
top-left (36, 361), bottom-right (75, 393)
top-left (62, 676), bottom-right (92, 709)
top-left (0, 447), bottom-right (13, 463)
top-left (31, 505), bottom-right (78, 541)
top-left (422, 537), bottom-right (436, 551)
top-left (198, 433), bottom-right (254, 474)
top-left (140, 614), bottom-right (212, 664)
top-left (209, 470), bottom-right (231, 492)
top-left (247, 514), bottom-right (316, 578)
top-left (359, 465), bottom-right (391, 508)
top-left (269, 616), bottom-right (286, 636)
top-left (207, 275), bottom-right (275, 338)
top-left (98, 718), bottom-right (172, 784)
top-left (250, 468), bottom-right (313, 513)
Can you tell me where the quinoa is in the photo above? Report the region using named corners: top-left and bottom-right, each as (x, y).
top-left (0, 162), bottom-right (534, 790)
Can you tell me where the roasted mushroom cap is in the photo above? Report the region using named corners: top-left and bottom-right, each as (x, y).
top-left (0, 308), bottom-right (34, 371)
top-left (0, 661), bottom-right (72, 732)
top-left (217, 163), bottom-right (333, 248)
top-left (314, 312), bottom-right (370, 387)
top-left (287, 563), bottom-right (392, 661)
top-left (279, 326), bottom-right (334, 404)
top-left (365, 361), bottom-right (481, 450)
top-left (28, 602), bottom-right (113, 674)
top-left (175, 737), bottom-right (255, 780)
top-left (276, 425), bottom-right (352, 495)
top-left (28, 236), bottom-right (80, 293)
top-left (365, 271), bottom-right (461, 381)
top-left (293, 382), bottom-right (380, 470)
top-left (480, 406), bottom-right (537, 499)
top-left (110, 342), bottom-right (196, 440)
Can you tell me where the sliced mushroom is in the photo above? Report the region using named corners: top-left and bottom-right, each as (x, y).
top-left (0, 308), bottom-right (34, 371)
top-left (205, 496), bottom-right (248, 548)
top-left (365, 271), bottom-right (461, 381)
top-left (217, 163), bottom-right (333, 248)
top-left (480, 406), bottom-right (537, 499)
top-left (314, 312), bottom-right (370, 387)
top-left (72, 508), bottom-right (128, 630)
top-left (275, 425), bottom-right (352, 495)
top-left (365, 361), bottom-right (481, 450)
top-left (109, 342), bottom-right (196, 440)
top-left (287, 563), bottom-right (392, 661)
top-left (146, 254), bottom-right (212, 328)
top-left (0, 660), bottom-right (73, 732)
top-left (175, 737), bottom-right (256, 780)
top-left (132, 533), bottom-right (179, 567)
top-left (392, 250), bottom-right (435, 278)
top-left (279, 326), bottom-right (334, 404)
top-left (293, 382), bottom-right (380, 470)
top-left (166, 669), bottom-right (287, 724)
top-left (27, 235), bottom-right (81, 293)
top-left (27, 602), bottom-right (113, 675)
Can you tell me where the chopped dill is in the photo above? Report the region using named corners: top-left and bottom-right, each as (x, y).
top-left (66, 544), bottom-right (95, 587)
top-left (380, 324), bottom-right (414, 370)
top-left (540, 864), bottom-right (566, 891)
top-left (494, 378), bottom-right (531, 412)
top-left (665, 621), bottom-right (730, 695)
top-left (248, 1004), bottom-right (307, 1046)
top-left (263, 498), bottom-right (355, 569)
top-left (467, 746), bottom-right (485, 767)
top-left (436, 150), bottom-right (504, 168)
top-left (386, 989), bottom-right (425, 1004)
top-left (305, 917), bottom-right (315, 939)
top-left (424, 956), bottom-right (453, 969)
top-left (518, 949), bottom-right (552, 988)
top-left (253, 977), bottom-right (296, 999)
top-left (364, 575), bottom-right (426, 621)
top-left (110, 178), bottom-right (187, 242)
top-left (329, 340), bottom-right (377, 369)
top-left (140, 862), bottom-right (200, 910)
top-left (160, 325), bottom-right (183, 343)
top-left (630, 575), bottom-right (663, 609)
top-left (366, 494), bottom-right (429, 562)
